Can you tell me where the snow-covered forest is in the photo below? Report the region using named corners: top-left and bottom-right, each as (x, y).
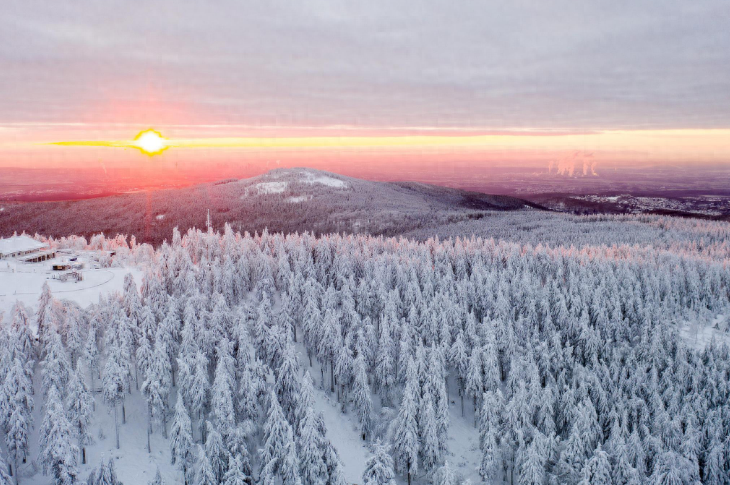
top-left (2, 219), bottom-right (730, 484)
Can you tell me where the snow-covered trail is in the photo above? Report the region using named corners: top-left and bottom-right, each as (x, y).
top-left (291, 342), bottom-right (370, 484)
top-left (310, 382), bottom-right (370, 483)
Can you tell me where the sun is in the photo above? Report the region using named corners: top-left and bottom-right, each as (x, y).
top-left (132, 129), bottom-right (168, 155)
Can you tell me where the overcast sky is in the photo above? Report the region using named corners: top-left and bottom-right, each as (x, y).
top-left (1, 0), bottom-right (728, 130)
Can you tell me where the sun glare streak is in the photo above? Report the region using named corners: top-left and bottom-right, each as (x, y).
top-left (46, 128), bottom-right (730, 164)
top-left (132, 129), bottom-right (168, 155)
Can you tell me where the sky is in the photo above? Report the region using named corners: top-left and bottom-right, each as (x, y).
top-left (0, 0), bottom-right (729, 194)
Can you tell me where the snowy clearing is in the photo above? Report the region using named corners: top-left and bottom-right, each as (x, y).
top-left (303, 173), bottom-right (348, 188)
top-left (253, 181), bottom-right (288, 194)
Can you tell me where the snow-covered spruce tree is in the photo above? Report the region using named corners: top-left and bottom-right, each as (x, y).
top-left (478, 390), bottom-right (504, 482)
top-left (374, 316), bottom-right (395, 406)
top-left (41, 326), bottom-right (71, 399)
top-left (392, 358), bottom-right (419, 485)
top-left (464, 347), bottom-right (483, 426)
top-left (297, 404), bottom-right (328, 485)
top-left (577, 444), bottom-right (611, 485)
top-left (82, 325), bottom-right (100, 409)
top-left (334, 336), bottom-right (353, 403)
top-left (90, 456), bottom-right (121, 485)
top-left (222, 454), bottom-right (249, 485)
top-left (38, 385), bottom-right (79, 485)
top-left (141, 338), bottom-right (172, 447)
top-left (195, 444), bottom-right (216, 485)
top-left (36, 281), bottom-right (53, 345)
top-left (275, 343), bottom-right (301, 423)
top-left (66, 363), bottom-right (94, 465)
top-left (351, 352), bottom-right (373, 440)
top-left (317, 309), bottom-right (342, 394)
top-left (419, 387), bottom-right (440, 472)
top-left (427, 347), bottom-right (449, 460)
top-left (648, 450), bottom-right (700, 485)
top-left (180, 350), bottom-right (209, 441)
top-left (362, 441), bottom-right (396, 485)
top-left (449, 331), bottom-right (469, 417)
top-left (211, 344), bottom-right (236, 437)
top-left (432, 461), bottom-right (457, 485)
top-left (169, 397), bottom-right (195, 485)
top-left (102, 343), bottom-right (128, 450)
top-left (293, 371), bottom-right (316, 432)
top-left (204, 423), bottom-right (228, 484)
top-left (3, 355), bottom-right (33, 480)
top-left (519, 433), bottom-right (547, 485)
top-left (10, 301), bottom-right (35, 363)
top-left (260, 391), bottom-right (302, 485)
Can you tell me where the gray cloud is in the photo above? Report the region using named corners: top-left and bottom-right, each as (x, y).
top-left (1, 0), bottom-right (728, 129)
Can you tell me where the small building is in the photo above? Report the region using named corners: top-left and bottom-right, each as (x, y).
top-left (53, 263), bottom-right (71, 271)
top-left (0, 235), bottom-right (50, 260)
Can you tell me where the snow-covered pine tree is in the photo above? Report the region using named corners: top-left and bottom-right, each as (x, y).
top-left (393, 358), bottom-right (419, 485)
top-left (362, 441), bottom-right (396, 485)
top-left (2, 355), bottom-right (33, 479)
top-left (449, 331), bottom-right (469, 416)
top-left (419, 387), bottom-right (440, 472)
top-left (260, 391), bottom-right (301, 485)
top-left (38, 385), bottom-right (79, 485)
top-left (204, 423), bottom-right (228, 484)
top-left (92, 456), bottom-right (121, 485)
top-left (479, 390), bottom-right (504, 482)
top-left (351, 352), bottom-right (373, 440)
top-left (36, 281), bottom-right (53, 345)
top-left (195, 444), bottom-right (216, 485)
top-left (222, 455), bottom-right (249, 485)
top-left (577, 445), bottom-right (611, 485)
top-left (211, 346), bottom-right (236, 437)
top-left (432, 461), bottom-right (457, 485)
top-left (375, 316), bottom-right (395, 405)
top-left (140, 336), bottom-right (173, 449)
top-left (102, 344), bottom-right (128, 450)
top-left (66, 363), bottom-right (94, 464)
top-left (83, 323), bottom-right (100, 407)
top-left (169, 397), bottom-right (195, 485)
top-left (41, 327), bottom-right (71, 399)
top-left (275, 343), bottom-right (301, 422)
top-left (297, 404), bottom-right (328, 485)
top-left (519, 434), bottom-right (547, 485)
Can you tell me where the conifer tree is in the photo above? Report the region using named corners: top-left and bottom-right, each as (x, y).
top-left (204, 423), bottom-right (228, 484)
top-left (66, 364), bottom-right (94, 465)
top-left (393, 358), bottom-right (419, 485)
top-left (195, 444), bottom-right (216, 485)
top-left (39, 385), bottom-right (79, 485)
top-left (362, 442), bottom-right (396, 485)
top-left (297, 405), bottom-right (328, 485)
top-left (222, 455), bottom-right (249, 485)
top-left (169, 398), bottom-right (195, 485)
top-left (352, 353), bottom-right (373, 440)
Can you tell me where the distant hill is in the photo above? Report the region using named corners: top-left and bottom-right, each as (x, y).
top-left (0, 168), bottom-right (542, 245)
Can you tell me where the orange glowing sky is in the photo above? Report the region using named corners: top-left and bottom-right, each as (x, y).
top-left (0, 1), bottom-right (728, 196)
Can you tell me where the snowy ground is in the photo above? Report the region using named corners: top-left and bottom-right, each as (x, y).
top-left (680, 314), bottom-right (730, 350)
top-left (0, 254), bottom-right (142, 318)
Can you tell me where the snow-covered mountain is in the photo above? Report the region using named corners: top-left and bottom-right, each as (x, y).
top-left (0, 168), bottom-right (541, 245)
